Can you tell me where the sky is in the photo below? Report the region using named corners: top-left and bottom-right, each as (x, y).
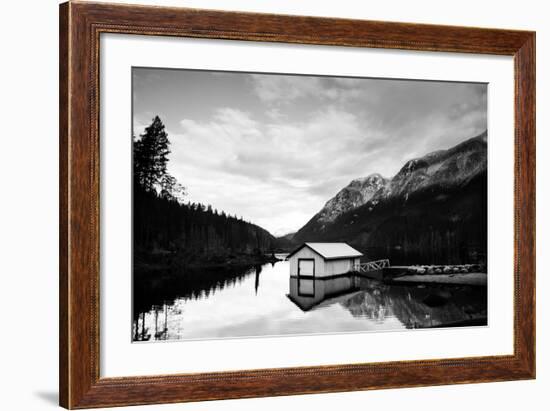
top-left (133, 68), bottom-right (487, 236)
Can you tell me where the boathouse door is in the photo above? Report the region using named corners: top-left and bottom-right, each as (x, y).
top-left (298, 259), bottom-right (315, 277)
top-left (297, 258), bottom-right (315, 296)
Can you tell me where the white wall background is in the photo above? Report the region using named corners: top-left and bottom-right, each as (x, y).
top-left (0, 0), bottom-right (547, 410)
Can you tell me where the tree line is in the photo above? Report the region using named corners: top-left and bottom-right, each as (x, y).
top-left (133, 116), bottom-right (276, 266)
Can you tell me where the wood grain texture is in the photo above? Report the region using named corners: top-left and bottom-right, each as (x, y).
top-left (514, 33), bottom-right (536, 375)
top-left (59, 2), bottom-right (69, 407)
top-left (59, 1), bottom-right (536, 408)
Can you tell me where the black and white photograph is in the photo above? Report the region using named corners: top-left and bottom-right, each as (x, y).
top-left (132, 68), bottom-right (488, 342)
top-left (1, 0), bottom-right (544, 409)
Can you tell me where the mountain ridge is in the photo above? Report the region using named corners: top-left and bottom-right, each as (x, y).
top-left (292, 131), bottom-right (488, 265)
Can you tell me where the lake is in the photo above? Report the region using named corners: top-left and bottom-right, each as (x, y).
top-left (133, 257), bottom-right (487, 342)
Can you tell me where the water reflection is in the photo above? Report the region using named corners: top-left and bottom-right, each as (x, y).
top-left (133, 259), bottom-right (487, 342)
top-left (287, 276), bottom-right (486, 329)
top-left (288, 275), bottom-right (361, 311)
top-left (254, 265), bottom-right (262, 295)
top-left (340, 277), bottom-right (487, 329)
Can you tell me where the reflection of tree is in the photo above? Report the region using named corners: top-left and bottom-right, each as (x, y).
top-left (153, 304), bottom-right (168, 340)
top-left (133, 311), bottom-right (151, 341)
top-left (133, 264), bottom-right (257, 331)
top-left (340, 280), bottom-right (487, 329)
top-left (254, 265), bottom-right (262, 295)
top-left (133, 303), bottom-right (171, 342)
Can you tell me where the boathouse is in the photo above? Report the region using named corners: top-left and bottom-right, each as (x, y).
top-left (287, 242), bottom-right (363, 278)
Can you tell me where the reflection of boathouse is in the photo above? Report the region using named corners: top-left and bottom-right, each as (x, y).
top-left (288, 275), bottom-right (362, 311)
top-left (287, 242), bottom-right (363, 278)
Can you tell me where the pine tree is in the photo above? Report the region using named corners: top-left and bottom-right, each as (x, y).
top-left (134, 116), bottom-right (171, 192)
top-left (160, 174), bottom-right (186, 202)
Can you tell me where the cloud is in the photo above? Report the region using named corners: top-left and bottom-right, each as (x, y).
top-left (265, 107), bottom-right (284, 121)
top-left (248, 75), bottom-right (365, 105)
top-left (249, 75), bottom-right (321, 103)
top-left (170, 106), bottom-right (387, 234)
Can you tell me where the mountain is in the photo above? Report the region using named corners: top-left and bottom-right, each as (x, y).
top-left (316, 174), bottom-right (389, 224)
top-left (293, 131), bottom-right (488, 265)
top-left (278, 232), bottom-right (296, 242)
top-left (386, 132), bottom-right (487, 198)
top-left (273, 232), bottom-right (297, 251)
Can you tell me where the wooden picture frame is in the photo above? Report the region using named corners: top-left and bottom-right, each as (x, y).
top-left (59, 1), bottom-right (535, 408)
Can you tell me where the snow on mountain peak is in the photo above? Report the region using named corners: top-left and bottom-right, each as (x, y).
top-left (308, 131), bottom-right (487, 227)
top-left (317, 173), bottom-right (389, 223)
top-left (294, 131), bottom-right (488, 242)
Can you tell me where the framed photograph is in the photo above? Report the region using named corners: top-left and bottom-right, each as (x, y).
top-left (59, 1), bottom-right (535, 409)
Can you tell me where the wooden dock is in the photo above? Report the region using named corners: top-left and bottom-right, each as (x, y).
top-left (388, 272), bottom-right (487, 287)
top-left (352, 260), bottom-right (486, 285)
top-left (353, 259), bottom-right (390, 280)
top-left (355, 259), bottom-right (390, 273)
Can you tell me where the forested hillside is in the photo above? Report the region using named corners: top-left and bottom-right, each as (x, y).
top-left (133, 116), bottom-right (277, 270)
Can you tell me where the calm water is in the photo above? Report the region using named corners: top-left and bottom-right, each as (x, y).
top-left (133, 257), bottom-right (487, 342)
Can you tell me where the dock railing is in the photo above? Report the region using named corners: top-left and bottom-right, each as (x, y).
top-left (355, 259), bottom-right (390, 273)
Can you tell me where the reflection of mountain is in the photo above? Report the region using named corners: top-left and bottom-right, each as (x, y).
top-left (339, 283), bottom-right (393, 322)
top-left (293, 132), bottom-right (488, 265)
top-left (340, 278), bottom-right (487, 328)
top-left (287, 275), bottom-right (486, 329)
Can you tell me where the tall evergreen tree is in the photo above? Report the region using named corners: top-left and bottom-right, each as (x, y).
top-left (134, 116), bottom-right (171, 192)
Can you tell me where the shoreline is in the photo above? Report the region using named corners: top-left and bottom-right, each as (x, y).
top-left (134, 252), bottom-right (283, 276)
top-left (386, 272), bottom-right (487, 287)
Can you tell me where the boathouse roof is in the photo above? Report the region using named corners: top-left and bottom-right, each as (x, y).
top-left (287, 242), bottom-right (363, 260)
